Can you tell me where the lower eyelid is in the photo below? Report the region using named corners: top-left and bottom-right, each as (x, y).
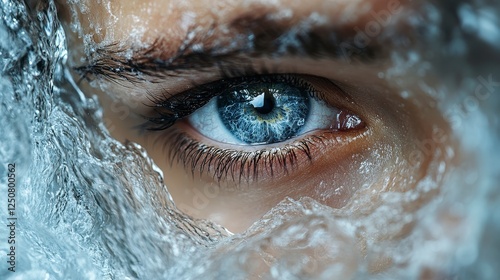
top-left (158, 121), bottom-right (370, 184)
top-left (179, 119), bottom-right (314, 151)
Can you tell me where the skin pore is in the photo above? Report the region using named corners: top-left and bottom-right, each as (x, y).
top-left (58, 0), bottom-right (452, 234)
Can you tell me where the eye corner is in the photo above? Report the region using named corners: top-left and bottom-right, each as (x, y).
top-left (337, 110), bottom-right (367, 132)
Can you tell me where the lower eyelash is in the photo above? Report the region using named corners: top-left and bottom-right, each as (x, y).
top-left (162, 129), bottom-right (328, 184)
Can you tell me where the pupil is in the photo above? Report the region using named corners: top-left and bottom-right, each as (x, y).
top-left (217, 81), bottom-right (309, 144)
top-left (250, 91), bottom-right (275, 115)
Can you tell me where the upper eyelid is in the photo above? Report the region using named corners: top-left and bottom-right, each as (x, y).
top-left (140, 73), bottom-right (363, 133)
top-left (139, 69), bottom-right (268, 132)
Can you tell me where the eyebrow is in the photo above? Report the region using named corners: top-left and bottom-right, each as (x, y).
top-left (75, 13), bottom-right (388, 83)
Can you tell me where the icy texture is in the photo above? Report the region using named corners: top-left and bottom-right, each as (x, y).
top-left (0, 0), bottom-right (499, 279)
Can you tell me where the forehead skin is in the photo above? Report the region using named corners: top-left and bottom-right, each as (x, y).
top-left (63, 0), bottom-right (411, 52)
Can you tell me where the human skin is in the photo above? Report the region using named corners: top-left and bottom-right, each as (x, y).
top-left (57, 0), bottom-right (453, 235)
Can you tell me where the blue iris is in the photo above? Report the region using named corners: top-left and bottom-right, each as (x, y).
top-left (217, 81), bottom-right (310, 144)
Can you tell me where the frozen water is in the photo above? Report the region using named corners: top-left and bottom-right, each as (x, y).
top-left (0, 0), bottom-right (499, 279)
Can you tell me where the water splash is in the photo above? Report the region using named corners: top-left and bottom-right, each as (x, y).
top-left (0, 1), bottom-right (499, 279)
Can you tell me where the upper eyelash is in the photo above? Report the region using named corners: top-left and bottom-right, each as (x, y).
top-left (138, 63), bottom-right (265, 132)
top-left (141, 71), bottom-right (325, 133)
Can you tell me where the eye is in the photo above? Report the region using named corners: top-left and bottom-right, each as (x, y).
top-left (188, 75), bottom-right (363, 146)
top-left (144, 73), bottom-right (366, 183)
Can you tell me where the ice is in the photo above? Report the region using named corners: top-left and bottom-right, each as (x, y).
top-left (0, 0), bottom-right (499, 279)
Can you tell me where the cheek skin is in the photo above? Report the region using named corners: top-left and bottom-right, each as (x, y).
top-left (142, 133), bottom-right (370, 232)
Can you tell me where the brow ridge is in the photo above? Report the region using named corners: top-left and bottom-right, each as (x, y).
top-left (75, 15), bottom-right (383, 83)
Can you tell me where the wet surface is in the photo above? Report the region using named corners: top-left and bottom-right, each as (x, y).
top-left (0, 1), bottom-right (499, 279)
